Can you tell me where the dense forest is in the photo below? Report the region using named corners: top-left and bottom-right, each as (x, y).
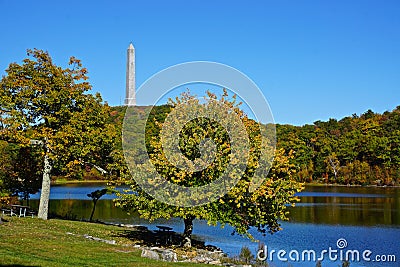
top-left (109, 105), bottom-right (400, 186)
top-left (276, 107), bottom-right (400, 185)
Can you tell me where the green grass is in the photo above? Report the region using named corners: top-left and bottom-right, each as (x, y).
top-left (0, 216), bottom-right (209, 267)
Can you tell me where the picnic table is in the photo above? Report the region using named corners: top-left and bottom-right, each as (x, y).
top-left (155, 225), bottom-right (174, 245)
top-left (11, 205), bottom-right (30, 217)
top-left (1, 205), bottom-right (34, 218)
top-left (156, 225), bottom-right (173, 232)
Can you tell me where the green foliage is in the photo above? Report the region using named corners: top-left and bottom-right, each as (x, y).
top-left (106, 105), bottom-right (170, 185)
top-left (276, 106), bottom-right (400, 185)
top-left (115, 91), bottom-right (303, 245)
top-left (0, 48), bottom-right (116, 177)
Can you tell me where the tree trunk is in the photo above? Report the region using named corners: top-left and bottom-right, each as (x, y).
top-left (89, 200), bottom-right (98, 222)
top-left (183, 215), bottom-right (195, 247)
top-left (38, 152), bottom-right (52, 220)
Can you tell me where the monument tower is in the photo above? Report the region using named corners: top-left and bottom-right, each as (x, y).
top-left (125, 43), bottom-right (136, 106)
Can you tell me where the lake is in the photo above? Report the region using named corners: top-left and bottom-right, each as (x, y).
top-left (29, 184), bottom-right (400, 267)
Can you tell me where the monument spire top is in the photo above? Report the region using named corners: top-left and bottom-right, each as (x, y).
top-left (125, 42), bottom-right (136, 106)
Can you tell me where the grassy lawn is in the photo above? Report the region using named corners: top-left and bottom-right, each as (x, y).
top-left (0, 216), bottom-right (209, 267)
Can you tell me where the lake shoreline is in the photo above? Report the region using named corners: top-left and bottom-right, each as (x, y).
top-left (306, 182), bottom-right (400, 188)
top-left (51, 179), bottom-right (400, 188)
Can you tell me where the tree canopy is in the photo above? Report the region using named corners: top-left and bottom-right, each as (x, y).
top-left (115, 91), bottom-right (303, 247)
top-left (276, 107), bottom-right (400, 185)
top-left (0, 49), bottom-right (116, 219)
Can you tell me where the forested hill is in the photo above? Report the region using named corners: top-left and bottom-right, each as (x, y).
top-left (109, 105), bottom-right (400, 186)
top-left (276, 107), bottom-right (400, 185)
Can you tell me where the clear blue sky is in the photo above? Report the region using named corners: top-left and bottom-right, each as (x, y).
top-left (1, 0), bottom-right (399, 125)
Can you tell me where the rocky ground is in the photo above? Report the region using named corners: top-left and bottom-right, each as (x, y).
top-left (98, 221), bottom-right (255, 267)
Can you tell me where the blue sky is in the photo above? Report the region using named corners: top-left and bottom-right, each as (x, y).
top-left (1, 0), bottom-right (399, 125)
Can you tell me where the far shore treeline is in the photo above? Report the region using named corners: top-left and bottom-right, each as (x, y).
top-left (277, 107), bottom-right (399, 185)
top-left (80, 104), bottom-right (400, 187)
top-left (108, 104), bottom-right (400, 186)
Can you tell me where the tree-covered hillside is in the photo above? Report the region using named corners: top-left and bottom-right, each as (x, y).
top-left (108, 105), bottom-right (400, 186)
top-left (276, 107), bottom-right (400, 185)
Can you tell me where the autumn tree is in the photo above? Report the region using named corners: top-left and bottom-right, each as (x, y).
top-left (116, 91), bottom-right (303, 247)
top-left (0, 49), bottom-right (116, 219)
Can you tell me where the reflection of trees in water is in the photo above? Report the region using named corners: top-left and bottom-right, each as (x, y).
top-left (27, 186), bottom-right (400, 226)
top-left (289, 194), bottom-right (399, 226)
top-left (29, 199), bottom-right (131, 221)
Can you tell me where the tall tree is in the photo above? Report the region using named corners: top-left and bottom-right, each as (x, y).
top-left (116, 91), bottom-right (303, 247)
top-left (0, 49), bottom-right (115, 219)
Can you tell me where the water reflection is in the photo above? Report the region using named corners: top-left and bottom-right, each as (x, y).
top-left (289, 186), bottom-right (400, 226)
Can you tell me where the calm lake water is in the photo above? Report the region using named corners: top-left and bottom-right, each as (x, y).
top-left (29, 184), bottom-right (400, 267)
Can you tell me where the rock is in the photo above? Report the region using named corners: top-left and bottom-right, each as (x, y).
top-left (161, 250), bottom-right (177, 262)
top-left (141, 249), bottom-right (160, 260)
top-left (182, 237), bottom-right (192, 247)
top-left (208, 259), bottom-right (221, 265)
top-left (83, 234), bottom-right (116, 245)
top-left (192, 255), bottom-right (214, 263)
top-left (205, 244), bottom-right (219, 251)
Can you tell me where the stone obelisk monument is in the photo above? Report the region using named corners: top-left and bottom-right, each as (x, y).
top-left (125, 43), bottom-right (136, 106)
